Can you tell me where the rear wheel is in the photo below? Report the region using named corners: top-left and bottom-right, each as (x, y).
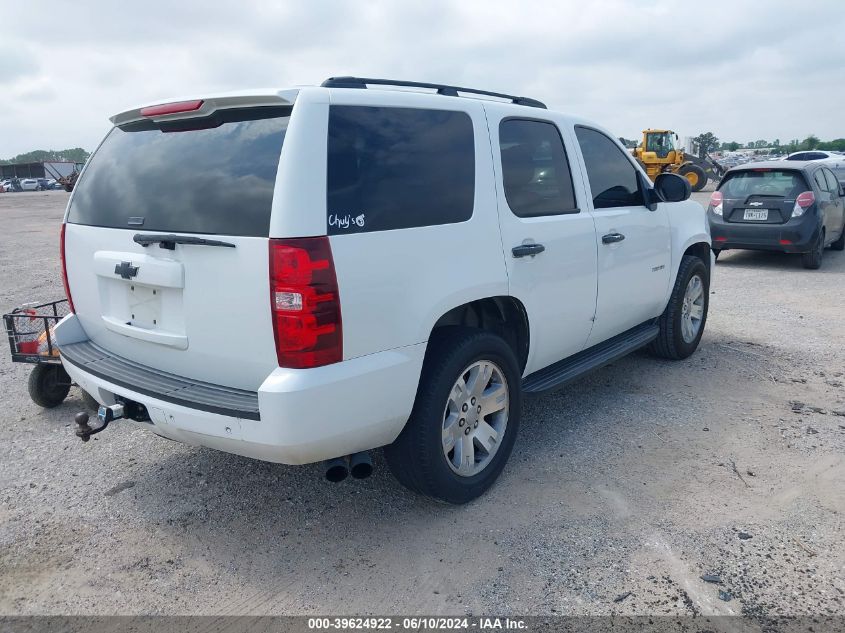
top-left (28, 364), bottom-right (71, 408)
top-left (712, 249), bottom-right (721, 261)
top-left (384, 328), bottom-right (521, 504)
top-left (831, 225), bottom-right (845, 251)
top-left (678, 164), bottom-right (708, 192)
top-left (649, 255), bottom-right (709, 360)
top-left (802, 229), bottom-right (824, 269)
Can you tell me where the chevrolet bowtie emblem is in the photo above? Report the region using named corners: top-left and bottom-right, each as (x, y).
top-left (114, 261), bottom-right (139, 279)
top-left (748, 201), bottom-right (764, 206)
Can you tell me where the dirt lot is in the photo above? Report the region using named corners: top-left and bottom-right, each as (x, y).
top-left (0, 190), bottom-right (843, 618)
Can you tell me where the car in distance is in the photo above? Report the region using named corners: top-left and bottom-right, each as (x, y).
top-left (708, 162), bottom-right (845, 268)
top-left (54, 77), bottom-right (713, 503)
top-left (785, 150), bottom-right (845, 181)
top-left (19, 178), bottom-right (40, 191)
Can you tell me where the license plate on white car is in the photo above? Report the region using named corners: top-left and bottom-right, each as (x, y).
top-left (743, 209), bottom-right (768, 221)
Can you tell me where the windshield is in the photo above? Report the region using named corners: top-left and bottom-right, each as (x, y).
top-left (645, 132), bottom-right (676, 157)
top-left (719, 169), bottom-right (808, 198)
top-left (67, 106), bottom-right (290, 237)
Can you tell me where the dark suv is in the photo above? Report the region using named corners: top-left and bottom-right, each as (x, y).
top-left (708, 161), bottom-right (845, 269)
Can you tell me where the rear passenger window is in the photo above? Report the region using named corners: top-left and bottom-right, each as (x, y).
top-left (327, 106), bottom-right (474, 234)
top-left (814, 170), bottom-right (829, 192)
top-left (575, 126), bottom-right (645, 208)
top-left (823, 168), bottom-right (840, 195)
top-left (498, 119), bottom-right (577, 217)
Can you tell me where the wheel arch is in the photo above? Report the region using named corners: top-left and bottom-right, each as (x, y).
top-left (662, 230), bottom-right (713, 310)
top-left (429, 296), bottom-right (530, 374)
top-left (683, 241), bottom-right (713, 274)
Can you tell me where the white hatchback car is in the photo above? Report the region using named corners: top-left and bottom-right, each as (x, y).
top-left (786, 150), bottom-right (845, 182)
top-left (55, 77), bottom-right (712, 503)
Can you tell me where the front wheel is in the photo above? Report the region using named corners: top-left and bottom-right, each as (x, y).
top-left (649, 255), bottom-right (709, 360)
top-left (678, 164), bottom-right (708, 192)
top-left (384, 328), bottom-right (522, 504)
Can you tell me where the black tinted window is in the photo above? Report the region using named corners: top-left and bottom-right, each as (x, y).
top-left (575, 126), bottom-right (644, 208)
top-left (327, 106), bottom-right (474, 234)
top-left (788, 152), bottom-right (827, 161)
top-left (499, 119), bottom-right (577, 217)
top-left (67, 107), bottom-right (289, 236)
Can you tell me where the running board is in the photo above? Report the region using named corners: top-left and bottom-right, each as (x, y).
top-left (522, 321), bottom-right (659, 394)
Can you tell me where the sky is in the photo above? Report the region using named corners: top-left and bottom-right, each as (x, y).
top-left (2, 0), bottom-right (844, 157)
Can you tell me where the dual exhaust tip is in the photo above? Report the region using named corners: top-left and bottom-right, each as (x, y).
top-left (325, 451), bottom-right (373, 482)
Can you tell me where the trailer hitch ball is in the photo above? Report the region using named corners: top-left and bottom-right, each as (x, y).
top-left (74, 404), bottom-right (124, 442)
top-left (75, 412), bottom-right (93, 442)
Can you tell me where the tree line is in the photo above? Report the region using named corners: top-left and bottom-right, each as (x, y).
top-left (0, 148), bottom-right (91, 165)
top-left (694, 133), bottom-right (844, 156)
top-left (621, 133), bottom-right (844, 158)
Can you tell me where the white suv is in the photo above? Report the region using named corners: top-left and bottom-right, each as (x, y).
top-left (55, 77), bottom-right (712, 503)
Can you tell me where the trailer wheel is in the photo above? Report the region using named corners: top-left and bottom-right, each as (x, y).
top-left (28, 364), bottom-right (71, 408)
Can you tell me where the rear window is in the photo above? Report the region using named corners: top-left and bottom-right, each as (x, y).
top-left (67, 107), bottom-right (290, 237)
top-left (327, 106), bottom-right (474, 234)
top-left (719, 170), bottom-right (808, 198)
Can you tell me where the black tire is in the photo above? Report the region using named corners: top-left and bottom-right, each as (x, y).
top-left (28, 364), bottom-right (71, 408)
top-left (802, 229), bottom-right (824, 269)
top-left (81, 390), bottom-right (100, 411)
top-left (679, 164), bottom-right (708, 192)
top-left (831, 225), bottom-right (845, 251)
top-left (384, 328), bottom-right (522, 504)
top-left (712, 249), bottom-right (721, 261)
top-left (649, 255), bottom-right (709, 360)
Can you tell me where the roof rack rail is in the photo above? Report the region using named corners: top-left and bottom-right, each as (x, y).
top-left (321, 77), bottom-right (547, 109)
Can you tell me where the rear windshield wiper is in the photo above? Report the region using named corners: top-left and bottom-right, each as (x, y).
top-left (133, 233), bottom-right (236, 250)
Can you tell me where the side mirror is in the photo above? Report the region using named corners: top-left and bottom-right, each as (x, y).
top-left (654, 172), bottom-right (692, 203)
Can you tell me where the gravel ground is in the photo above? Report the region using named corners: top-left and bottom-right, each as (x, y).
top-left (0, 190), bottom-right (843, 618)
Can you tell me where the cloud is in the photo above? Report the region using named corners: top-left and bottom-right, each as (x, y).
top-left (1, 0), bottom-right (844, 157)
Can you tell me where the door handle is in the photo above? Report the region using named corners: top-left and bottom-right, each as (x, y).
top-left (512, 243), bottom-right (546, 258)
top-left (602, 232), bottom-right (625, 244)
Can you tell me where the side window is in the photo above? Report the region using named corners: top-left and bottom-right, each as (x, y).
top-left (575, 126), bottom-right (645, 209)
top-left (498, 119), bottom-right (577, 217)
top-left (327, 106), bottom-right (475, 234)
top-left (814, 170), bottom-right (829, 192)
top-left (823, 168), bottom-right (840, 195)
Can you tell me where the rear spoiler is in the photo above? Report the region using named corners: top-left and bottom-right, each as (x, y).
top-left (110, 89), bottom-right (299, 127)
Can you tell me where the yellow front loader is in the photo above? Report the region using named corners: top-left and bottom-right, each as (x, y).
top-left (632, 129), bottom-right (721, 192)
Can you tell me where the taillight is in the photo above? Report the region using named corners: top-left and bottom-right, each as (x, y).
top-left (792, 191), bottom-right (815, 218)
top-left (269, 237), bottom-right (342, 369)
top-left (140, 100), bottom-right (204, 117)
top-left (60, 223), bottom-right (75, 313)
top-left (709, 191), bottom-right (723, 216)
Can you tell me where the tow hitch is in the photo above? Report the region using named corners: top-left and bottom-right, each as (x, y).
top-left (74, 403), bottom-right (125, 442)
